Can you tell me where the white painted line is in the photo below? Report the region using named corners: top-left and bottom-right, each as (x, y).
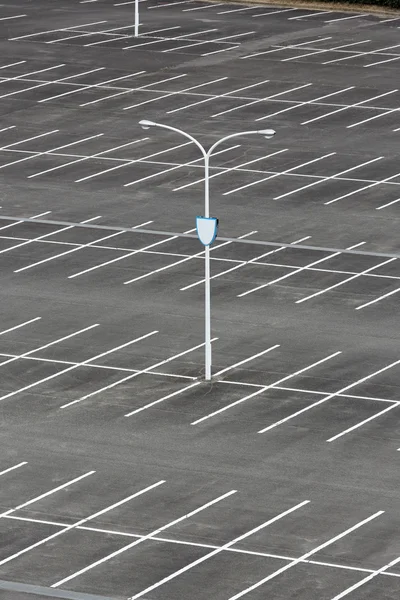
top-left (0, 61), bottom-right (26, 70)
top-left (124, 28), bottom-right (218, 49)
top-left (123, 215), bottom-right (243, 284)
top-left (148, 0), bottom-right (195, 7)
top-left (38, 71), bottom-right (144, 103)
top-left (52, 489), bottom-right (237, 587)
top-left (283, 40), bottom-right (370, 63)
top-left (218, 5), bottom-right (261, 14)
top-left (125, 382), bottom-right (202, 417)
top-left (303, 90), bottom-right (398, 125)
top-left (61, 338), bottom-right (217, 409)
top-left (0, 462), bottom-right (27, 477)
top-left (0, 480), bottom-right (165, 567)
top-left (347, 104), bottom-right (400, 128)
top-left (289, 10), bottom-right (331, 20)
top-left (327, 402), bottom-right (400, 443)
top-left (15, 221), bottom-right (153, 272)
top-left (355, 286), bottom-right (400, 310)
top-left (192, 352), bottom-right (341, 425)
top-left (0, 15), bottom-right (26, 21)
top-left (68, 225), bottom-right (193, 277)
top-left (28, 137), bottom-right (147, 179)
top-left (0, 324), bottom-right (100, 372)
top-left (323, 42), bottom-right (400, 65)
top-left (0, 471), bottom-right (95, 517)
top-left (259, 358), bottom-right (400, 433)
top-left (79, 73), bottom-right (184, 107)
top-left (130, 500), bottom-right (310, 600)
top-left (123, 76), bottom-right (223, 110)
top-left (376, 198), bottom-right (400, 210)
top-left (167, 77), bottom-right (270, 114)
top-left (257, 86), bottom-right (355, 122)
top-left (211, 83), bottom-right (313, 118)
top-left (0, 215), bottom-right (101, 254)
top-left (296, 258), bottom-right (396, 303)
top-left (325, 13), bottom-right (367, 23)
top-left (330, 553), bottom-right (400, 599)
top-left (365, 55), bottom-right (400, 67)
top-left (46, 24), bottom-right (135, 44)
top-left (253, 8), bottom-right (297, 17)
top-left (0, 130), bottom-right (59, 151)
top-left (183, 2), bottom-right (224, 10)
top-left (0, 126), bottom-right (16, 133)
top-left (9, 21), bottom-right (107, 40)
top-left (0, 211), bottom-right (51, 234)
top-left (325, 168), bottom-right (400, 205)
top-left (168, 31), bottom-right (254, 53)
top-left (227, 511), bottom-right (384, 600)
top-left (173, 149), bottom-right (287, 191)
top-left (241, 36), bottom-right (332, 59)
top-left (225, 152), bottom-right (335, 196)
top-left (0, 317), bottom-right (41, 336)
top-left (274, 157), bottom-right (383, 200)
top-left (214, 345), bottom-right (280, 377)
top-left (202, 45), bottom-right (240, 56)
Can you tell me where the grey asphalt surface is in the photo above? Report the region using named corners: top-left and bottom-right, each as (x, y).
top-left (0, 1), bottom-right (399, 599)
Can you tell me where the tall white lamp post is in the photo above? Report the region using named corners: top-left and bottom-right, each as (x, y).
top-left (139, 120), bottom-right (276, 381)
top-left (134, 0), bottom-right (139, 37)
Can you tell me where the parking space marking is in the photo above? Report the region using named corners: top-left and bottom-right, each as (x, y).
top-left (211, 83), bottom-right (313, 118)
top-left (173, 149), bottom-right (287, 191)
top-left (167, 77), bottom-right (270, 113)
top-left (347, 104), bottom-right (400, 128)
top-left (130, 500), bottom-right (310, 600)
top-left (165, 31), bottom-right (255, 53)
top-left (6, 511), bottom-right (398, 581)
top-left (275, 157), bottom-right (383, 200)
top-left (0, 126), bottom-right (16, 133)
top-left (327, 402), bottom-right (400, 443)
top-left (376, 198), bottom-right (400, 210)
top-left (289, 11), bottom-right (332, 20)
top-left (253, 8), bottom-right (297, 17)
top-left (0, 317), bottom-right (42, 336)
top-left (0, 480), bottom-right (165, 567)
top-left (39, 71), bottom-right (145, 103)
top-left (225, 152), bottom-right (335, 197)
top-left (0, 324), bottom-right (100, 372)
top-left (191, 352), bottom-right (341, 425)
top-left (68, 225), bottom-right (194, 277)
top-left (323, 42), bottom-right (400, 65)
top-left (257, 87), bottom-right (355, 121)
top-left (9, 21), bottom-right (108, 41)
top-left (366, 54), bottom-right (400, 67)
top-left (1, 329), bottom-right (159, 405)
top-left (14, 221), bottom-right (153, 273)
top-left (123, 28), bottom-right (218, 50)
top-left (28, 137), bottom-right (148, 179)
top-left (181, 234), bottom-right (308, 291)
top-left (284, 40), bottom-right (370, 63)
top-left (51, 489), bottom-right (237, 588)
top-left (214, 345), bottom-right (280, 378)
top-left (259, 358), bottom-right (400, 433)
top-left (296, 258), bottom-right (396, 304)
top-left (241, 37), bottom-right (333, 59)
top-left (228, 511), bottom-right (384, 600)
top-left (325, 13), bottom-right (367, 23)
top-left (0, 215), bottom-right (101, 256)
top-left (61, 338), bottom-right (218, 409)
top-left (122, 76), bottom-right (224, 110)
top-left (303, 90), bottom-right (398, 125)
top-left (183, 2), bottom-right (224, 11)
top-left (80, 73), bottom-right (186, 107)
top-left (124, 382), bottom-right (202, 417)
top-left (355, 286), bottom-right (400, 310)
top-left (0, 61), bottom-right (26, 70)
top-left (1, 471), bottom-right (95, 517)
top-left (325, 168), bottom-right (400, 205)
top-left (123, 228), bottom-right (254, 285)
top-left (331, 553), bottom-right (400, 599)
top-left (0, 15), bottom-right (26, 21)
top-left (0, 462), bottom-right (27, 477)
top-left (48, 24), bottom-right (138, 44)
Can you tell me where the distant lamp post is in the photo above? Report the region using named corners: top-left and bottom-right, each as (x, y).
top-left (139, 119), bottom-right (276, 380)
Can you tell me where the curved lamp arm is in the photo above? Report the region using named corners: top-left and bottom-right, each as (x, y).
top-left (139, 120), bottom-right (207, 158)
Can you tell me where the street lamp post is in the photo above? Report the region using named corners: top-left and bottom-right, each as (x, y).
top-left (134, 0), bottom-right (139, 36)
top-left (139, 120), bottom-right (276, 381)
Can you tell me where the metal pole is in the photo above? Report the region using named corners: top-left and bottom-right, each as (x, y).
top-left (134, 0), bottom-right (139, 37)
top-left (204, 152), bottom-right (212, 381)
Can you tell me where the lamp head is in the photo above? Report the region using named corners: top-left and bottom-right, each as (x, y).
top-left (139, 119), bottom-right (156, 130)
top-left (258, 129), bottom-right (276, 139)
